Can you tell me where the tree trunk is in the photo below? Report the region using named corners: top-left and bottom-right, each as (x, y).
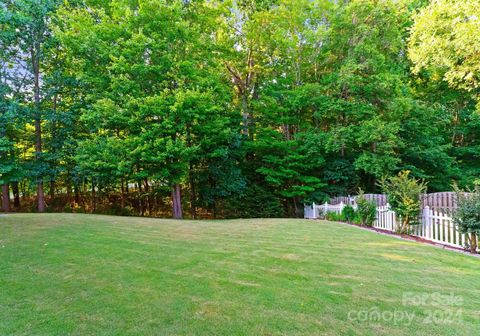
top-left (21, 181), bottom-right (28, 200)
top-left (241, 94), bottom-right (250, 136)
top-left (74, 184), bottom-right (80, 205)
top-left (12, 181), bottom-right (20, 208)
top-left (212, 198), bottom-right (217, 219)
top-left (171, 184), bottom-right (183, 219)
top-left (49, 94), bottom-right (57, 202)
top-left (292, 196), bottom-right (299, 218)
top-left (82, 180), bottom-right (87, 209)
top-left (144, 178), bottom-right (151, 215)
top-left (185, 124), bottom-right (196, 219)
top-left (471, 233), bottom-right (477, 254)
top-left (36, 173), bottom-right (45, 212)
top-left (66, 181), bottom-right (72, 203)
top-left (2, 184), bottom-right (10, 212)
top-left (32, 44), bottom-right (45, 213)
top-left (401, 217), bottom-right (411, 234)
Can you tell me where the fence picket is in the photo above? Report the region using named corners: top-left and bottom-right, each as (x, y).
top-left (450, 219), bottom-right (455, 245)
top-left (304, 196), bottom-right (477, 251)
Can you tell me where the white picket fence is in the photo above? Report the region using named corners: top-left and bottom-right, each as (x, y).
top-left (304, 202), bottom-right (353, 219)
top-left (414, 207), bottom-right (474, 249)
top-left (305, 202), bottom-right (475, 251)
top-left (374, 205), bottom-right (396, 231)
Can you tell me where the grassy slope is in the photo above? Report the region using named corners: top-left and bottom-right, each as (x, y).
top-left (0, 214), bottom-right (479, 336)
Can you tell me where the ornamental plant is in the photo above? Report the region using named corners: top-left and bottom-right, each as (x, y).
top-left (453, 186), bottom-right (480, 254)
top-left (356, 189), bottom-right (377, 226)
top-left (342, 205), bottom-right (356, 223)
top-left (325, 211), bottom-right (345, 222)
top-left (378, 171), bottom-right (427, 233)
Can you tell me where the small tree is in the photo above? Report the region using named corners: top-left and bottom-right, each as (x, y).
top-left (378, 171), bottom-right (427, 233)
top-left (453, 187), bottom-right (480, 254)
top-left (356, 189), bottom-right (377, 226)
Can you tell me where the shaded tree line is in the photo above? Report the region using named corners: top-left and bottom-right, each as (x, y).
top-left (1, 0), bottom-right (479, 218)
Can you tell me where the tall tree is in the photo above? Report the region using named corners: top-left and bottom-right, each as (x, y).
top-left (245, 0), bottom-right (332, 214)
top-left (56, 0), bottom-right (239, 218)
top-left (409, 0), bottom-right (480, 189)
top-left (0, 2), bottom-right (28, 211)
top-left (3, 0), bottom-right (61, 212)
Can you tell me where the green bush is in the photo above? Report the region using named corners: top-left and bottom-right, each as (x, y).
top-left (325, 211), bottom-right (345, 222)
top-left (453, 187), bottom-right (480, 253)
top-left (63, 204), bottom-right (73, 213)
top-left (356, 190), bottom-right (377, 226)
top-left (342, 205), bottom-right (356, 223)
top-left (352, 213), bottom-right (362, 225)
top-left (378, 170), bottom-right (427, 233)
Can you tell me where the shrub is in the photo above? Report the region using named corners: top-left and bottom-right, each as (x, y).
top-left (378, 170), bottom-right (427, 233)
top-left (325, 211), bottom-right (345, 222)
top-left (63, 204), bottom-right (73, 213)
top-left (316, 207), bottom-right (325, 219)
top-left (453, 187), bottom-right (480, 253)
top-left (356, 190), bottom-right (377, 226)
top-left (342, 205), bottom-right (356, 223)
top-left (325, 211), bottom-right (335, 221)
top-left (352, 213), bottom-right (362, 225)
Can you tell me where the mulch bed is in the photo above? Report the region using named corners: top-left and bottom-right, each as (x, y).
top-left (315, 219), bottom-right (479, 257)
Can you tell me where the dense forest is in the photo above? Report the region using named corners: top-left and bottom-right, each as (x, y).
top-left (0, 0), bottom-right (479, 218)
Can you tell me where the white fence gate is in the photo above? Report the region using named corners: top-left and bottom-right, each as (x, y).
top-left (374, 205), bottom-right (397, 231)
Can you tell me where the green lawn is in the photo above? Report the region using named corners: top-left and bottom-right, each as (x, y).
top-left (0, 214), bottom-right (479, 335)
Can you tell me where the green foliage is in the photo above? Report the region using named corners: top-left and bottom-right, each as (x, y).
top-left (409, 0), bottom-right (480, 109)
top-left (325, 211), bottom-right (345, 222)
top-left (356, 190), bottom-right (377, 226)
top-left (453, 187), bottom-right (480, 253)
top-left (318, 0), bottom-right (410, 181)
top-left (326, 209), bottom-right (362, 224)
top-left (1, 0), bottom-right (479, 218)
top-left (352, 213), bottom-right (362, 225)
top-left (378, 170), bottom-right (427, 233)
top-left (221, 184), bottom-right (283, 219)
top-left (454, 194), bottom-right (480, 232)
top-left (341, 205), bottom-right (356, 223)
top-left (254, 131), bottom-right (326, 215)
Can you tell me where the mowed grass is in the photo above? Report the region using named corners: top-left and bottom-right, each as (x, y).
top-left (0, 214), bottom-right (479, 336)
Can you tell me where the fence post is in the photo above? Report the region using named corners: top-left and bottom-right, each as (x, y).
top-left (449, 211), bottom-right (454, 245)
top-left (339, 201), bottom-right (344, 214)
top-left (324, 201), bottom-right (328, 216)
top-left (424, 206), bottom-right (431, 239)
top-left (374, 205), bottom-right (380, 228)
top-left (389, 204), bottom-right (395, 231)
top-left (439, 209), bottom-right (444, 242)
top-left (385, 203), bottom-right (391, 231)
top-left (390, 205), bottom-right (395, 231)
top-left (312, 202), bottom-right (316, 219)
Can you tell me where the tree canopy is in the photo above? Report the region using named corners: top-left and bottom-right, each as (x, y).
top-left (0, 0), bottom-right (478, 218)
